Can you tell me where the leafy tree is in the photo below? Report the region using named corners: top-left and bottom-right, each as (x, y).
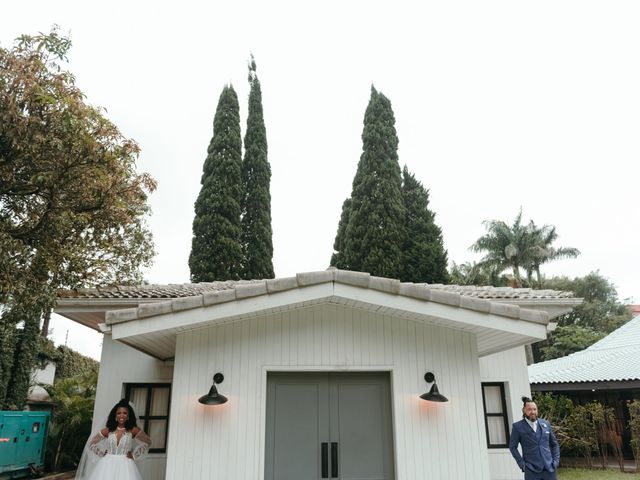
top-left (0, 28), bottom-right (155, 409)
top-left (527, 224), bottom-right (580, 287)
top-left (533, 392), bottom-right (575, 421)
top-left (544, 272), bottom-right (631, 333)
top-left (532, 272), bottom-right (632, 362)
top-left (470, 209), bottom-right (536, 287)
top-left (54, 345), bottom-right (99, 379)
top-left (189, 85), bottom-right (243, 281)
top-left (331, 87), bottom-right (405, 278)
top-left (400, 167), bottom-right (448, 283)
top-left (538, 325), bottom-right (605, 361)
top-left (241, 57), bottom-right (274, 280)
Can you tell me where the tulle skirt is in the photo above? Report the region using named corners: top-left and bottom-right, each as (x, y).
top-left (89, 454), bottom-right (143, 480)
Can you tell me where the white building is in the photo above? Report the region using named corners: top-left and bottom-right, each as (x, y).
top-left (55, 269), bottom-right (580, 480)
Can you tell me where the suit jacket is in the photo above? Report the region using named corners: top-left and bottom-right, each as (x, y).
top-left (508, 418), bottom-right (560, 473)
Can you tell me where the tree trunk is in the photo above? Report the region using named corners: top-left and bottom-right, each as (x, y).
top-left (535, 266), bottom-right (543, 288)
top-left (54, 427), bottom-right (65, 471)
top-left (512, 265), bottom-right (523, 288)
top-left (40, 309), bottom-right (51, 337)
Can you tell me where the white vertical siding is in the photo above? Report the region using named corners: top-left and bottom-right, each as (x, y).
top-left (94, 334), bottom-right (173, 480)
top-left (479, 347), bottom-right (530, 480)
top-left (165, 303), bottom-right (491, 480)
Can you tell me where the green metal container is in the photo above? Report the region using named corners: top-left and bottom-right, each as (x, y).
top-left (0, 411), bottom-right (49, 479)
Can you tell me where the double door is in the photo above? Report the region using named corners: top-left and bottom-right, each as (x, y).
top-left (265, 372), bottom-right (395, 480)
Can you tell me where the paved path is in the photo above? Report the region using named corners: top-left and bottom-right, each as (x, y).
top-left (40, 471), bottom-right (75, 480)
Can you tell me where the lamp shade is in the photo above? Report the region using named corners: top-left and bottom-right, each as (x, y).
top-left (419, 372), bottom-right (448, 402)
top-left (198, 373), bottom-right (228, 405)
top-left (419, 382), bottom-right (448, 402)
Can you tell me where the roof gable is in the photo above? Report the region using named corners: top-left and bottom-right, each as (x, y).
top-left (55, 269), bottom-right (581, 361)
top-left (101, 269), bottom-right (551, 327)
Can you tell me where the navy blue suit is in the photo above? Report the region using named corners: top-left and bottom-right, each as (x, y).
top-left (509, 418), bottom-right (560, 480)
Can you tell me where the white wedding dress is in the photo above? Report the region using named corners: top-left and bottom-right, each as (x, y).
top-left (76, 429), bottom-right (150, 480)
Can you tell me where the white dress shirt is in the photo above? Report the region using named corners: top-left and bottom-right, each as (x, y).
top-left (525, 417), bottom-right (538, 433)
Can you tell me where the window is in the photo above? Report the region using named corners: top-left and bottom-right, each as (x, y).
top-left (481, 382), bottom-right (510, 448)
top-left (125, 383), bottom-right (171, 453)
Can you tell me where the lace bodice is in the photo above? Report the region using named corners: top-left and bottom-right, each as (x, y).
top-left (88, 428), bottom-right (151, 460)
top-left (106, 431), bottom-right (132, 456)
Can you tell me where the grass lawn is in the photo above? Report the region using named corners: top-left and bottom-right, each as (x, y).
top-left (558, 468), bottom-right (639, 479)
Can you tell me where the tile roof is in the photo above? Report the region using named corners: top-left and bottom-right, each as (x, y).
top-left (58, 272), bottom-right (574, 301)
top-left (88, 269), bottom-right (555, 327)
top-left (57, 280), bottom-right (261, 299)
top-left (528, 315), bottom-right (640, 384)
top-left (414, 284), bottom-right (575, 300)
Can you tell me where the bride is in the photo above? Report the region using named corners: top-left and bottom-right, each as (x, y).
top-left (76, 399), bottom-right (151, 480)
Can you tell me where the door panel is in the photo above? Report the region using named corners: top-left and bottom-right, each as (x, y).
top-left (265, 373), bottom-right (329, 480)
top-left (330, 373), bottom-right (394, 480)
top-left (265, 372), bottom-right (395, 480)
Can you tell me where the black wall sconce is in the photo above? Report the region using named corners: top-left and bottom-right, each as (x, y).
top-left (198, 372), bottom-right (228, 405)
top-left (419, 372), bottom-right (448, 402)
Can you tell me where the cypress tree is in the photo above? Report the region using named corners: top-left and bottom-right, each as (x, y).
top-left (337, 87), bottom-right (405, 278)
top-left (189, 85), bottom-right (243, 281)
top-left (400, 166), bottom-right (449, 284)
top-left (330, 198), bottom-right (351, 269)
top-left (241, 57), bottom-right (274, 279)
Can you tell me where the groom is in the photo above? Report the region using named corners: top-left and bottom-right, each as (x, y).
top-left (508, 396), bottom-right (560, 480)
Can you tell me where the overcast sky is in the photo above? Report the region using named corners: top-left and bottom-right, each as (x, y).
top-left (3, 1), bottom-right (639, 360)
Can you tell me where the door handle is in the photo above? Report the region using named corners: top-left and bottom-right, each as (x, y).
top-left (321, 442), bottom-right (328, 478)
top-left (331, 442), bottom-right (338, 478)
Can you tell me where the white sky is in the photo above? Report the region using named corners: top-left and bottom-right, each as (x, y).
top-left (3, 1), bottom-right (639, 360)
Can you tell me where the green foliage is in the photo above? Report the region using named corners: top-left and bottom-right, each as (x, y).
top-left (0, 319), bottom-right (18, 405)
top-left (4, 312), bottom-right (40, 409)
top-left (189, 85), bottom-right (244, 281)
top-left (241, 57), bottom-right (274, 280)
top-left (533, 394), bottom-right (625, 470)
top-left (470, 210), bottom-right (579, 288)
top-left (337, 87), bottom-right (405, 278)
top-left (399, 167), bottom-right (448, 283)
top-left (330, 198), bottom-right (352, 269)
top-left (538, 325), bottom-right (605, 361)
top-left (533, 392), bottom-right (575, 420)
top-left (533, 272), bottom-right (632, 361)
top-left (0, 28), bottom-right (155, 408)
top-left (330, 94), bottom-right (449, 282)
top-left (54, 345), bottom-right (99, 380)
top-left (37, 337), bottom-right (61, 367)
top-left (526, 224), bottom-right (580, 287)
top-left (448, 261), bottom-right (509, 287)
top-left (629, 400), bottom-right (640, 469)
top-left (543, 272), bottom-right (632, 332)
top-left (563, 403), bottom-right (598, 465)
top-left (470, 209), bottom-right (536, 287)
top-left (44, 373), bottom-right (97, 471)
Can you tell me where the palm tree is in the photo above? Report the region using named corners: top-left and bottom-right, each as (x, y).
top-left (527, 224), bottom-right (580, 287)
top-left (470, 209), bottom-right (537, 288)
top-left (44, 373), bottom-right (96, 471)
top-left (449, 261), bottom-right (508, 287)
